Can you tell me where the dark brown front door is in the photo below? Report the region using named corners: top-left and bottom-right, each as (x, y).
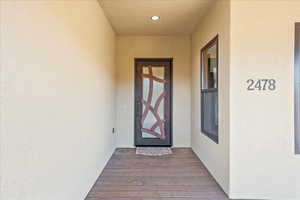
top-left (134, 58), bottom-right (172, 147)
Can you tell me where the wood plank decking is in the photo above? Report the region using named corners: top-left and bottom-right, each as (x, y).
top-left (85, 148), bottom-right (228, 200)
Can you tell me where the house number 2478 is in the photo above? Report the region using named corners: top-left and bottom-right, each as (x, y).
top-left (247, 79), bottom-right (276, 91)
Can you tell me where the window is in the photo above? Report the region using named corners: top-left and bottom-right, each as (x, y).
top-left (295, 23), bottom-right (300, 154)
top-left (201, 36), bottom-right (218, 143)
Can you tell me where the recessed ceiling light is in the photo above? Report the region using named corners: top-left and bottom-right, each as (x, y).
top-left (151, 16), bottom-right (160, 21)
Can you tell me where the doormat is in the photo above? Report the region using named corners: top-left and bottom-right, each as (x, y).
top-left (136, 147), bottom-right (172, 156)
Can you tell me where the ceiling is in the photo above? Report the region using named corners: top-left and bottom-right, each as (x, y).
top-left (98, 0), bottom-right (215, 35)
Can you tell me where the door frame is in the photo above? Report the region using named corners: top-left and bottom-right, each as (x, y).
top-left (134, 58), bottom-right (173, 147)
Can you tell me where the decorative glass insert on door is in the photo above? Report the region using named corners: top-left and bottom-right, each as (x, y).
top-left (141, 65), bottom-right (166, 139)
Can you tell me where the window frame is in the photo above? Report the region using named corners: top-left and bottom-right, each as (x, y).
top-left (200, 35), bottom-right (219, 143)
top-left (294, 23), bottom-right (300, 154)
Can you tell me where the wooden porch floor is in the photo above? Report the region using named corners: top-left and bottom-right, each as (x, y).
top-left (85, 148), bottom-right (228, 200)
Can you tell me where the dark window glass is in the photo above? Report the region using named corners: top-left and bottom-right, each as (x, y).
top-left (201, 36), bottom-right (218, 143)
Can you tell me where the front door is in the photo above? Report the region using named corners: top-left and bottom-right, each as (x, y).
top-left (134, 58), bottom-right (172, 146)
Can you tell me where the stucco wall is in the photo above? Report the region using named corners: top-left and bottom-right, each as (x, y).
top-left (115, 36), bottom-right (191, 147)
top-left (191, 0), bottom-right (230, 194)
top-left (0, 1), bottom-right (116, 199)
top-left (230, 0), bottom-right (300, 199)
